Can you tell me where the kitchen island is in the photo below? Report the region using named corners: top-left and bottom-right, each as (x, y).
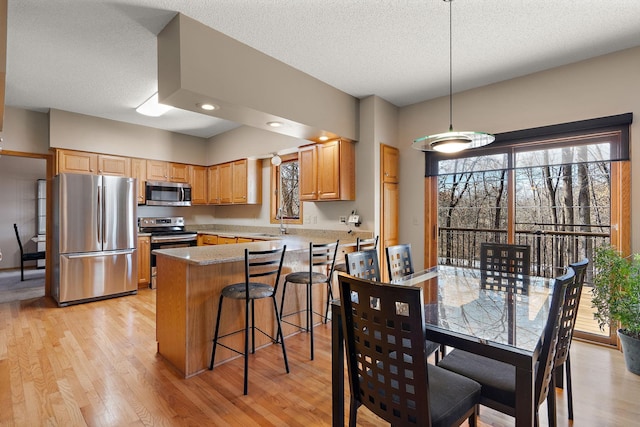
top-left (154, 235), bottom-right (353, 378)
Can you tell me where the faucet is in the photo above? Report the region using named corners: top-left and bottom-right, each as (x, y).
top-left (279, 207), bottom-right (287, 235)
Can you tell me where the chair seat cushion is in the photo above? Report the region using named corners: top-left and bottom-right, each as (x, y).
top-left (285, 271), bottom-right (329, 284)
top-left (427, 364), bottom-right (481, 427)
top-left (333, 262), bottom-right (347, 273)
top-left (438, 349), bottom-right (516, 408)
top-left (221, 282), bottom-right (274, 300)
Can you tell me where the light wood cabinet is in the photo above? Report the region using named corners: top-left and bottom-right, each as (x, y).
top-left (382, 144), bottom-right (399, 183)
top-left (207, 165), bottom-right (220, 204)
top-left (190, 165), bottom-right (208, 205)
top-left (299, 139), bottom-right (355, 201)
top-left (198, 234), bottom-right (218, 246)
top-left (98, 154), bottom-right (130, 176)
top-left (219, 162), bottom-right (233, 204)
top-left (217, 236), bottom-right (237, 245)
top-left (232, 159), bottom-right (248, 203)
top-left (380, 144), bottom-right (400, 281)
top-left (56, 150), bottom-right (97, 174)
top-left (146, 160), bottom-right (169, 181)
top-left (169, 163), bottom-right (190, 183)
top-left (131, 158), bottom-right (147, 204)
top-left (137, 235), bottom-right (151, 288)
top-left (236, 237), bottom-right (253, 243)
top-left (231, 158), bottom-right (261, 204)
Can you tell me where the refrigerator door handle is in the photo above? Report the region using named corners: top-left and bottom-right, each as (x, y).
top-left (97, 184), bottom-right (102, 244)
top-left (65, 249), bottom-right (135, 259)
top-left (102, 184), bottom-right (106, 245)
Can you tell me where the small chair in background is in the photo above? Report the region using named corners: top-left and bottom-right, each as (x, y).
top-left (547, 258), bottom-right (588, 424)
top-left (13, 223), bottom-right (46, 281)
top-left (334, 236), bottom-right (379, 274)
top-left (210, 246), bottom-right (289, 395)
top-left (480, 242), bottom-right (531, 295)
top-left (385, 243), bottom-right (414, 282)
top-left (337, 273), bottom-right (481, 427)
top-left (345, 249), bottom-right (380, 281)
top-left (279, 240), bottom-right (339, 360)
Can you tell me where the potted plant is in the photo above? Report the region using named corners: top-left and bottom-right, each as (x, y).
top-left (592, 246), bottom-right (640, 375)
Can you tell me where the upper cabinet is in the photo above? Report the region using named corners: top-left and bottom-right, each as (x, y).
top-left (209, 159), bottom-right (261, 205)
top-left (207, 164), bottom-right (220, 204)
top-left (131, 158), bottom-right (147, 204)
top-left (56, 149), bottom-right (130, 177)
top-left (299, 139), bottom-right (355, 201)
top-left (190, 165), bottom-right (207, 205)
top-left (381, 144), bottom-right (399, 183)
top-left (170, 163), bottom-right (190, 183)
top-left (146, 160), bottom-right (189, 183)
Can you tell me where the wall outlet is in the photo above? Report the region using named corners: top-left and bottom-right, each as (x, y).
top-left (339, 216), bottom-right (347, 223)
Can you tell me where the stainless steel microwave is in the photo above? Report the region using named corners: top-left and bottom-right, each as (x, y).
top-left (145, 181), bottom-right (192, 206)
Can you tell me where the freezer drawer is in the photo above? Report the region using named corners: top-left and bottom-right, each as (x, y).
top-left (56, 250), bottom-right (137, 305)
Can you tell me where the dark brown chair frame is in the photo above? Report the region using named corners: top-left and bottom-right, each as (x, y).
top-left (345, 248), bottom-right (380, 281)
top-left (385, 243), bottom-right (414, 282)
top-left (480, 243), bottom-right (531, 295)
top-left (334, 236), bottom-right (379, 273)
top-left (13, 223), bottom-right (46, 281)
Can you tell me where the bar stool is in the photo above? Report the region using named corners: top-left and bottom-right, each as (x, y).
top-left (210, 246), bottom-right (288, 395)
top-left (334, 236), bottom-right (379, 274)
top-left (279, 240), bottom-right (339, 360)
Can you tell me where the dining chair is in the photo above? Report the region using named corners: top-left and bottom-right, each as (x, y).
top-left (385, 243), bottom-right (414, 282)
top-left (480, 242), bottom-right (531, 295)
top-left (437, 267), bottom-right (575, 427)
top-left (345, 249), bottom-right (380, 281)
top-left (13, 223), bottom-right (46, 281)
top-left (279, 240), bottom-right (339, 360)
top-left (547, 258), bottom-right (588, 424)
top-left (209, 246), bottom-right (289, 395)
top-left (337, 272), bottom-right (481, 427)
top-left (334, 236), bottom-right (379, 274)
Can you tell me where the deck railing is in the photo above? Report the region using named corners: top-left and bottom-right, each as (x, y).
top-left (438, 227), bottom-right (609, 281)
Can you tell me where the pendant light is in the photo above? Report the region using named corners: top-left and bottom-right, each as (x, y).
top-left (412, 0), bottom-right (494, 153)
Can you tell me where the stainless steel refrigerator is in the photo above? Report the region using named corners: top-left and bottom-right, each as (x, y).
top-left (52, 173), bottom-right (137, 306)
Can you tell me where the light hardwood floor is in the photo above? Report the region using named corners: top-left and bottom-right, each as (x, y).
top-left (1, 288), bottom-right (639, 426)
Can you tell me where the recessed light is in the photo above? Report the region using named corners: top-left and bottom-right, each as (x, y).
top-left (267, 121), bottom-right (283, 128)
top-left (136, 92), bottom-right (173, 117)
top-left (200, 103), bottom-right (217, 111)
top-left (318, 135), bottom-right (329, 141)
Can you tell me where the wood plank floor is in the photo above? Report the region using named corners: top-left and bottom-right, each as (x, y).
top-left (1, 288), bottom-right (639, 426)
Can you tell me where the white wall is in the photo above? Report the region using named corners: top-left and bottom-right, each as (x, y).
top-left (0, 107), bottom-right (49, 154)
top-left (0, 156), bottom-right (46, 269)
top-left (398, 46), bottom-right (640, 269)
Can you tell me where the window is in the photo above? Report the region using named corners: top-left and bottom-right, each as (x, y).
top-left (271, 153), bottom-right (302, 224)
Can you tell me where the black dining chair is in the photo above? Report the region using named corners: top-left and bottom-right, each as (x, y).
top-left (385, 243), bottom-right (414, 282)
top-left (334, 236), bottom-right (379, 274)
top-left (437, 267), bottom-right (575, 427)
top-left (337, 272), bottom-right (481, 427)
top-left (480, 242), bottom-right (531, 295)
top-left (547, 258), bottom-right (588, 424)
top-left (345, 249), bottom-right (380, 281)
top-left (210, 246), bottom-right (289, 395)
top-left (13, 223), bottom-right (46, 281)
top-left (279, 240), bottom-right (339, 360)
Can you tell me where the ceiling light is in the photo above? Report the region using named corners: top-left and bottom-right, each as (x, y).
top-left (200, 103), bottom-right (217, 111)
top-left (267, 121), bottom-right (283, 128)
top-left (270, 154), bottom-right (282, 166)
top-left (318, 135), bottom-right (329, 141)
top-left (135, 92), bottom-right (173, 117)
top-left (412, 0), bottom-right (494, 153)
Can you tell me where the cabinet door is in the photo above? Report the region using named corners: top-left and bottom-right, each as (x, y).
top-left (207, 165), bottom-right (220, 204)
top-left (57, 150), bottom-right (97, 174)
top-left (236, 237), bottom-right (253, 243)
top-left (381, 182), bottom-right (399, 281)
top-left (170, 163), bottom-right (190, 183)
top-left (198, 234), bottom-right (218, 245)
top-left (219, 162), bottom-right (233, 204)
top-left (382, 144), bottom-right (399, 183)
top-left (232, 159), bottom-right (248, 203)
top-left (146, 160), bottom-right (169, 181)
top-left (299, 145), bottom-right (318, 200)
top-left (317, 140), bottom-right (341, 199)
top-left (137, 236), bottom-right (151, 287)
top-left (98, 154), bottom-right (131, 177)
top-left (190, 165), bottom-right (208, 205)
top-left (131, 158), bottom-right (147, 204)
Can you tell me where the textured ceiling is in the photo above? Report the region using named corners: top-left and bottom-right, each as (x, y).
top-left (6, 0), bottom-right (640, 138)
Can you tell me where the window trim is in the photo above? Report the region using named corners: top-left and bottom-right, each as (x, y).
top-left (270, 152), bottom-right (303, 225)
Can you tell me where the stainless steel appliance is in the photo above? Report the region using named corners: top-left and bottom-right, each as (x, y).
top-left (145, 181), bottom-right (191, 206)
top-left (138, 216), bottom-right (197, 288)
top-left (52, 173), bottom-right (137, 306)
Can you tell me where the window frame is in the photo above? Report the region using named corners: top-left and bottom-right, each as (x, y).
top-left (270, 152), bottom-right (303, 225)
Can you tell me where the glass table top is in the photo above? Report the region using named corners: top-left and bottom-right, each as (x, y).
top-left (394, 266), bottom-right (555, 353)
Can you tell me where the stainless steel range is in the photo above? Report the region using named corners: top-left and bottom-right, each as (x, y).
top-left (138, 216), bottom-right (197, 288)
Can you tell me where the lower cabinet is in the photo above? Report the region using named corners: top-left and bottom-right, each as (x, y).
top-left (137, 235), bottom-right (151, 288)
top-left (198, 234), bottom-right (218, 246)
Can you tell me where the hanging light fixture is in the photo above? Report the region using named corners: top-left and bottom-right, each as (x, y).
top-left (412, 0), bottom-right (494, 153)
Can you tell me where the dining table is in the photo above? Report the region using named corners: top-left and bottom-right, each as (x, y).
top-left (331, 266), bottom-right (555, 427)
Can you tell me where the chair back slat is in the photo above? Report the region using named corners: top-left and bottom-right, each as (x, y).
top-left (480, 243), bottom-right (531, 294)
top-left (356, 236), bottom-right (379, 251)
top-left (554, 258), bottom-right (588, 367)
top-left (337, 273), bottom-right (431, 426)
top-left (309, 241), bottom-right (339, 271)
top-left (535, 267), bottom-right (574, 408)
top-left (345, 249), bottom-right (380, 281)
top-left (385, 244), bottom-right (414, 282)
top-left (244, 247), bottom-right (287, 292)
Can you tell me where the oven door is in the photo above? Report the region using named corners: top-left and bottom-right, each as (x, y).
top-left (150, 236), bottom-right (197, 288)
